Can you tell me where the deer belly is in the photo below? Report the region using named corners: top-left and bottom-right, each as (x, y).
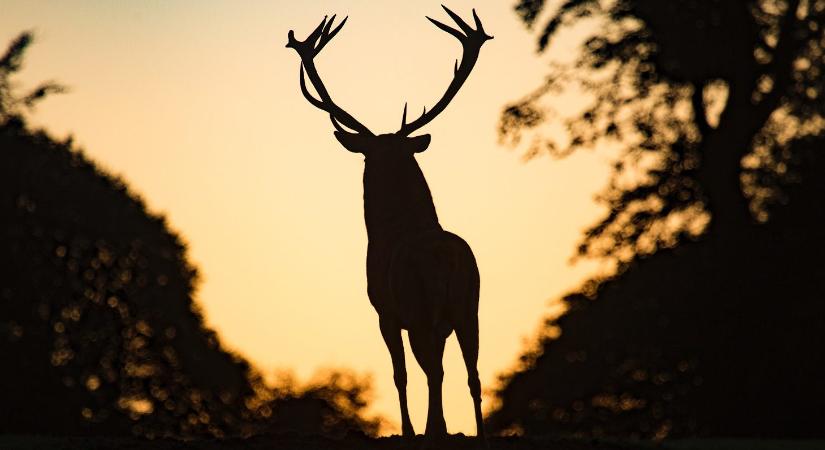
top-left (389, 231), bottom-right (462, 335)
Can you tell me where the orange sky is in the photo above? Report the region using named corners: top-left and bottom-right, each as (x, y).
top-left (2, 0), bottom-right (612, 435)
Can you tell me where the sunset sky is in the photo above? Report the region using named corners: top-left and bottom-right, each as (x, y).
top-left (2, 0), bottom-right (613, 434)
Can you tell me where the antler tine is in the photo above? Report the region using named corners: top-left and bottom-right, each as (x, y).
top-left (426, 16), bottom-right (465, 41)
top-left (316, 15), bottom-right (348, 54)
top-left (401, 102), bottom-right (408, 128)
top-left (472, 9), bottom-right (494, 40)
top-left (307, 16), bottom-right (329, 48)
top-left (322, 14), bottom-right (337, 37)
top-left (286, 17), bottom-right (325, 55)
top-left (326, 16), bottom-right (348, 43)
top-left (312, 14), bottom-right (336, 52)
top-left (441, 4), bottom-right (474, 35)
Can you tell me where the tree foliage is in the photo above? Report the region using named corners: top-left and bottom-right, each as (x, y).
top-left (501, 0), bottom-right (825, 261)
top-left (0, 31), bottom-right (65, 121)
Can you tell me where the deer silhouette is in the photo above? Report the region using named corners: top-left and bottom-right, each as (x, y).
top-left (286, 6), bottom-right (492, 441)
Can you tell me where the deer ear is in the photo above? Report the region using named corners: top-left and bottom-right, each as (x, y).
top-left (409, 134), bottom-right (431, 153)
top-left (334, 131), bottom-right (364, 153)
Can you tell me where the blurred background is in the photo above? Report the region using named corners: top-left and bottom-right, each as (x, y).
top-left (1, 0), bottom-right (823, 441)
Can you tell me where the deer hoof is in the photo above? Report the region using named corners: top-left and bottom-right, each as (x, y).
top-left (401, 424), bottom-right (415, 440)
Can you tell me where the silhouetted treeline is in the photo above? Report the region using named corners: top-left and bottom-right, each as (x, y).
top-left (0, 32), bottom-right (379, 438)
top-left (490, 0), bottom-right (825, 439)
top-left (488, 140), bottom-right (825, 438)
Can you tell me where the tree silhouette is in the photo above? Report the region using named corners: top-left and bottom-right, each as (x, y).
top-left (488, 0), bottom-right (825, 439)
top-left (0, 32), bottom-right (379, 439)
top-left (501, 0), bottom-right (824, 261)
top-left (488, 137), bottom-right (825, 438)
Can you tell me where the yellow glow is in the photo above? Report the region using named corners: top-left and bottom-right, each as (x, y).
top-left (2, 0), bottom-right (610, 434)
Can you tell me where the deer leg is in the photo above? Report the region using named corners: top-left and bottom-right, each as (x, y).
top-left (379, 317), bottom-right (414, 438)
top-left (456, 317), bottom-right (485, 443)
top-left (409, 329), bottom-right (447, 438)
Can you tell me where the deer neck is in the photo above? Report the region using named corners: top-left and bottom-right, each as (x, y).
top-left (362, 156), bottom-right (441, 242)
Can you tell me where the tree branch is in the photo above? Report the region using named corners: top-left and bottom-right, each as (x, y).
top-left (691, 83), bottom-right (711, 139)
top-left (751, 0), bottom-right (803, 129)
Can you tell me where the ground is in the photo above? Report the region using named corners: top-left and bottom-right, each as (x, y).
top-left (0, 434), bottom-right (822, 450)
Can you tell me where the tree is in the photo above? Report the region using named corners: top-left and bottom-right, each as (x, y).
top-left (501, 0), bottom-right (824, 261)
top-left (1, 79), bottom-right (258, 439)
top-left (487, 0), bottom-right (825, 438)
top-left (487, 137), bottom-right (825, 438)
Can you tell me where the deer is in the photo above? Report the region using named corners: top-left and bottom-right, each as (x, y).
top-left (286, 6), bottom-right (492, 442)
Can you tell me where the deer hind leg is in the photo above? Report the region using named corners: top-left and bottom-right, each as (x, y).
top-left (456, 315), bottom-right (485, 442)
top-left (379, 317), bottom-right (414, 438)
top-left (408, 328), bottom-right (447, 438)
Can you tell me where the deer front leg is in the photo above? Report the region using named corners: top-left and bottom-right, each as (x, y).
top-left (409, 329), bottom-right (447, 438)
top-left (379, 317), bottom-right (415, 438)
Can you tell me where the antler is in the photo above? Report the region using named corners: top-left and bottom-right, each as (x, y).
top-left (287, 15), bottom-right (373, 136)
top-left (398, 5), bottom-right (493, 136)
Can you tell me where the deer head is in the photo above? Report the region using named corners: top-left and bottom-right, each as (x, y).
top-left (286, 6), bottom-right (492, 158)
